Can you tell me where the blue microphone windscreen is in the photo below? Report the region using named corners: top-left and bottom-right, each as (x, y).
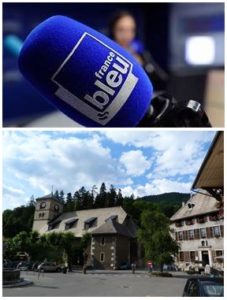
top-left (19, 15), bottom-right (153, 127)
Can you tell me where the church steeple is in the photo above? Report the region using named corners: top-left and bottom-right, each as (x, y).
top-left (32, 193), bottom-right (63, 232)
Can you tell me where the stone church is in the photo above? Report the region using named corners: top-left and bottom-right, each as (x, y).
top-left (32, 194), bottom-right (138, 269)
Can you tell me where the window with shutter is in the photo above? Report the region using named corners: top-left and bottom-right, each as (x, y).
top-left (179, 252), bottom-right (184, 261)
top-left (190, 251), bottom-right (195, 262)
top-left (200, 228), bottom-right (207, 238)
top-left (178, 231), bottom-right (183, 240)
top-left (195, 229), bottom-right (200, 239)
top-left (184, 231), bottom-right (188, 240)
top-left (184, 251), bottom-right (190, 262)
top-left (189, 230), bottom-right (194, 239)
top-left (213, 226), bottom-right (221, 237)
top-left (220, 225), bottom-right (224, 237)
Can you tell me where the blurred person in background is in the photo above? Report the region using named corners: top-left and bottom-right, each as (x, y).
top-left (108, 10), bottom-right (169, 90)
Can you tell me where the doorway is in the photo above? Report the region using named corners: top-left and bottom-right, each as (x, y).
top-left (202, 251), bottom-right (209, 266)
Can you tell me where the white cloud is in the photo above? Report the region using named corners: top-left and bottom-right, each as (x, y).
top-left (121, 179), bottom-right (191, 198)
top-left (119, 150), bottom-right (151, 176)
top-left (104, 131), bottom-right (215, 178)
top-left (3, 185), bottom-right (29, 210)
top-left (3, 132), bottom-right (132, 207)
top-left (3, 185), bottom-right (25, 197)
top-left (3, 131), bottom-right (215, 210)
top-left (103, 131), bottom-right (215, 149)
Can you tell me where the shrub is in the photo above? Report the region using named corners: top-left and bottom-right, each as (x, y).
top-left (151, 272), bottom-right (172, 277)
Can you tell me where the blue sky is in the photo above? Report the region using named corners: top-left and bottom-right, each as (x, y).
top-left (3, 130), bottom-right (216, 210)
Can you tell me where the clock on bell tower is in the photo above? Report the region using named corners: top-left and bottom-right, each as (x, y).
top-left (32, 193), bottom-right (63, 232)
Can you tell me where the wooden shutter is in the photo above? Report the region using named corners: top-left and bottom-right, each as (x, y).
top-left (220, 225), bottom-right (224, 237)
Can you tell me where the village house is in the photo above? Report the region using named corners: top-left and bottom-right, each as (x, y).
top-left (170, 192), bottom-right (224, 271)
top-left (170, 132), bottom-right (224, 272)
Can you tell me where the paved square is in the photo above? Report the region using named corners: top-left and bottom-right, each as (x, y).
top-left (3, 270), bottom-right (188, 297)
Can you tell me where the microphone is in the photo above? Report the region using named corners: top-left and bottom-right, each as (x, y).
top-left (18, 15), bottom-right (153, 127)
top-left (18, 15), bottom-right (211, 127)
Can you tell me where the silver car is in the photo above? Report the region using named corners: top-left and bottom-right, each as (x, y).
top-left (37, 262), bottom-right (62, 272)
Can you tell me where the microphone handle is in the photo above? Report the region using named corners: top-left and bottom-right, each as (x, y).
top-left (137, 92), bottom-right (212, 128)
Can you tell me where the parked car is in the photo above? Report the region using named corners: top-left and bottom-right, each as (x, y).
top-left (183, 277), bottom-right (224, 297)
top-left (17, 261), bottom-right (33, 271)
top-left (119, 262), bottom-right (131, 270)
top-left (163, 264), bottom-right (178, 271)
top-left (37, 262), bottom-right (62, 272)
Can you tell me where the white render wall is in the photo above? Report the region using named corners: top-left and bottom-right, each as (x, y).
top-left (170, 216), bottom-right (224, 268)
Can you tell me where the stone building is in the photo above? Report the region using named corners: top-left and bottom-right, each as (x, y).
top-left (32, 195), bottom-right (137, 269)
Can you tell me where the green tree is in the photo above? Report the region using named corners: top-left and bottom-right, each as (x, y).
top-left (4, 231), bottom-right (51, 262)
top-left (83, 190), bottom-right (93, 209)
top-left (122, 194), bottom-right (140, 221)
top-left (116, 188), bottom-right (124, 206)
top-left (45, 232), bottom-right (76, 268)
top-left (74, 187), bottom-right (87, 210)
top-left (107, 185), bottom-right (117, 207)
top-left (54, 190), bottom-right (60, 200)
top-left (64, 193), bottom-right (74, 212)
top-left (3, 203), bottom-right (35, 238)
top-left (94, 183), bottom-right (107, 208)
top-left (59, 190), bottom-right (65, 204)
top-left (137, 209), bottom-right (179, 272)
top-left (80, 233), bottom-right (91, 263)
top-left (61, 232), bottom-right (76, 270)
top-left (28, 195), bottom-right (36, 207)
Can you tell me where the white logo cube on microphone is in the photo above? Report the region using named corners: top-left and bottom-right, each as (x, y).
top-left (51, 33), bottom-right (138, 125)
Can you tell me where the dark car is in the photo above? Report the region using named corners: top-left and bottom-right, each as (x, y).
top-left (183, 277), bottom-right (224, 297)
top-left (119, 262), bottom-right (131, 270)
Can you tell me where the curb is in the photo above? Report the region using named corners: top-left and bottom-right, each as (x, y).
top-left (3, 279), bottom-right (33, 288)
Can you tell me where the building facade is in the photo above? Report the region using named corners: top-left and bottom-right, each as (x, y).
top-left (32, 194), bottom-right (138, 269)
top-left (170, 192), bottom-right (224, 271)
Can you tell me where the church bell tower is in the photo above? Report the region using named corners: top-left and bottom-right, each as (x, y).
top-left (32, 194), bottom-right (63, 232)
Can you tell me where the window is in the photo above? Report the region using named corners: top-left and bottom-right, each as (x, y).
top-left (65, 218), bottom-right (78, 230)
top-left (39, 212), bottom-right (45, 218)
top-left (178, 232), bottom-right (183, 240)
top-left (216, 250), bottom-right (223, 257)
top-left (185, 36), bottom-right (215, 65)
top-left (213, 226), bottom-right (220, 237)
top-left (84, 217), bottom-right (97, 230)
top-left (190, 251), bottom-right (195, 262)
top-left (105, 215), bottom-right (118, 222)
top-left (101, 237), bottom-right (105, 246)
top-left (209, 214), bottom-right (219, 221)
top-left (176, 221), bottom-right (184, 227)
top-left (189, 230), bottom-right (194, 240)
top-left (40, 202), bottom-right (46, 209)
top-left (48, 220), bottom-right (61, 230)
top-left (100, 252), bottom-right (105, 262)
top-left (197, 216), bottom-right (206, 224)
top-left (190, 281), bottom-right (199, 296)
top-left (186, 219), bottom-right (194, 226)
top-left (200, 228), bottom-right (207, 238)
top-left (179, 252), bottom-right (184, 261)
